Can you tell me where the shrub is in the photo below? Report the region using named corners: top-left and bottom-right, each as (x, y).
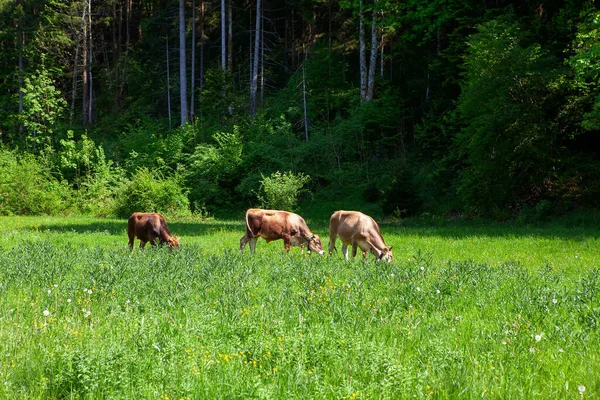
top-left (258, 171), bottom-right (310, 211)
top-left (0, 149), bottom-right (73, 215)
top-left (111, 168), bottom-right (190, 218)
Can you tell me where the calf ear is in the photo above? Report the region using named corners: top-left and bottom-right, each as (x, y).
top-left (388, 246), bottom-right (393, 251)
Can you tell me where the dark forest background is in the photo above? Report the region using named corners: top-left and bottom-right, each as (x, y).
top-left (1, 0), bottom-right (599, 220)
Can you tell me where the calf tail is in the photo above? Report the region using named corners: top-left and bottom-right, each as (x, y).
top-left (245, 209), bottom-right (255, 238)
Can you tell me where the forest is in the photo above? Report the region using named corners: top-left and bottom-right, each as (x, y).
top-left (1, 0), bottom-right (599, 219)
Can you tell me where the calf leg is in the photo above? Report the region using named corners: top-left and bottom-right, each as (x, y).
top-left (240, 234), bottom-right (249, 252)
top-left (249, 238), bottom-right (258, 253)
top-left (341, 244), bottom-right (349, 261)
top-left (351, 242), bottom-right (358, 259)
top-left (283, 235), bottom-right (291, 253)
top-left (328, 235), bottom-right (337, 255)
top-left (128, 235), bottom-right (135, 250)
top-left (139, 240), bottom-right (147, 249)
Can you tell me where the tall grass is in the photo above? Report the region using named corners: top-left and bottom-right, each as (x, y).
top-left (0, 216), bottom-right (598, 398)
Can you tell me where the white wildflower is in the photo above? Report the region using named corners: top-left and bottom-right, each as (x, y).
top-left (578, 385), bottom-right (585, 394)
top-left (43, 310), bottom-right (50, 317)
top-left (535, 333), bottom-right (543, 342)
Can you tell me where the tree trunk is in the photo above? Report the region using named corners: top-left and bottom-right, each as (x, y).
top-left (302, 63), bottom-right (308, 141)
top-left (260, 10), bottom-right (264, 108)
top-left (17, 1), bottom-right (24, 133)
top-left (365, 9), bottom-right (377, 101)
top-left (250, 0), bottom-right (260, 118)
top-left (82, 0), bottom-right (89, 125)
top-left (227, 0), bottom-right (232, 74)
top-left (359, 0), bottom-right (367, 101)
top-left (190, 0), bottom-right (196, 122)
top-left (221, 0), bottom-right (226, 71)
top-left (88, 0), bottom-right (93, 124)
top-left (179, 0), bottom-right (188, 125)
top-left (199, 0), bottom-right (204, 90)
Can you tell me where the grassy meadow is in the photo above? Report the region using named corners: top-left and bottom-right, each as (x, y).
top-left (0, 215), bottom-right (599, 399)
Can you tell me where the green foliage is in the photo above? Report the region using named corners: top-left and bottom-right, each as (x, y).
top-left (568, 9), bottom-right (600, 131)
top-left (117, 118), bottom-right (187, 174)
top-left (0, 148), bottom-right (72, 215)
top-left (454, 16), bottom-right (565, 213)
top-left (111, 167), bottom-right (190, 218)
top-left (186, 129), bottom-right (243, 211)
top-left (258, 171), bottom-right (311, 211)
top-left (19, 64), bottom-right (67, 147)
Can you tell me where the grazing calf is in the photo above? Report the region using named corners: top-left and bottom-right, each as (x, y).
top-left (240, 208), bottom-right (325, 254)
top-left (127, 212), bottom-right (180, 249)
top-left (328, 210), bottom-right (392, 262)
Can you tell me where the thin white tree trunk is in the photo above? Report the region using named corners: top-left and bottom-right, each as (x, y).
top-left (179, 0), bottom-right (188, 125)
top-left (250, 0), bottom-right (260, 117)
top-left (200, 0), bottom-right (204, 90)
top-left (88, 0), bottom-right (93, 123)
top-left (227, 0), bottom-right (232, 73)
top-left (17, 1), bottom-right (23, 133)
top-left (359, 0), bottom-right (366, 101)
top-left (260, 10), bottom-right (264, 108)
top-left (221, 0), bottom-right (226, 71)
top-left (190, 0), bottom-right (196, 122)
top-left (82, 0), bottom-right (89, 125)
top-left (302, 63), bottom-right (308, 141)
top-left (365, 9), bottom-right (377, 101)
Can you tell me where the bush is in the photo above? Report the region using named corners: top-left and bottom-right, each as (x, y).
top-left (0, 149), bottom-right (73, 215)
top-left (111, 168), bottom-right (190, 218)
top-left (258, 171), bottom-right (310, 211)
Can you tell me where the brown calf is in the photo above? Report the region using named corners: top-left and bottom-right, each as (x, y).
top-left (328, 210), bottom-right (392, 262)
top-left (127, 212), bottom-right (180, 249)
top-left (240, 208), bottom-right (325, 254)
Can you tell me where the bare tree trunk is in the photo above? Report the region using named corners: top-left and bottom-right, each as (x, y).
top-left (199, 0), bottom-right (204, 90)
top-left (17, 1), bottom-right (24, 133)
top-left (365, 9), bottom-right (377, 101)
top-left (82, 0), bottom-right (89, 125)
top-left (227, 0), bottom-right (232, 74)
top-left (190, 0), bottom-right (196, 122)
top-left (179, 0), bottom-right (188, 125)
top-left (302, 63), bottom-right (308, 141)
top-left (70, 27), bottom-right (81, 125)
top-left (250, 0), bottom-right (260, 118)
top-left (380, 36), bottom-right (384, 78)
top-left (359, 0), bottom-right (366, 101)
top-left (88, 0), bottom-right (93, 123)
top-left (166, 34), bottom-right (172, 130)
top-left (221, 0), bottom-right (226, 71)
top-left (260, 10), bottom-right (264, 108)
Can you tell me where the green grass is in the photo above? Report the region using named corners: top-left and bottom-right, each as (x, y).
top-left (0, 215), bottom-right (598, 398)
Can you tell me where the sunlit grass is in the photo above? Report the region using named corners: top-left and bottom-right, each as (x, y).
top-left (0, 216), bottom-right (598, 398)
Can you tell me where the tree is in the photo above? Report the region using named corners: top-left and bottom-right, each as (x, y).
top-left (250, 0), bottom-right (261, 117)
top-left (179, 0), bottom-right (189, 126)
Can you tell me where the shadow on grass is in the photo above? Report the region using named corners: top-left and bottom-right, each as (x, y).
top-left (9, 216), bottom-right (600, 241)
top-left (24, 220), bottom-right (246, 237)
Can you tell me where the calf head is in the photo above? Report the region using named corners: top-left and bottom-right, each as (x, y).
top-left (378, 246), bottom-right (393, 263)
top-left (305, 234), bottom-right (325, 255)
top-left (166, 236), bottom-right (180, 249)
